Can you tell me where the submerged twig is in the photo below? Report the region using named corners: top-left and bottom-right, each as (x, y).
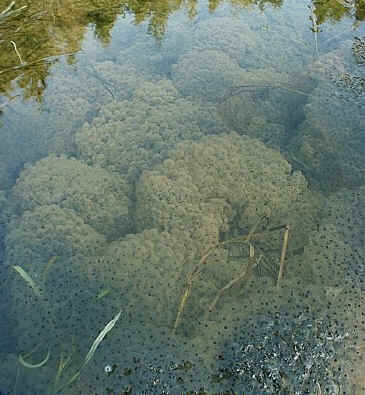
top-left (276, 224), bottom-right (290, 289)
top-left (221, 84), bottom-right (310, 104)
top-left (207, 246), bottom-right (263, 316)
top-left (173, 277), bottom-right (194, 333)
top-left (86, 63), bottom-right (116, 100)
top-left (173, 217), bottom-right (292, 332)
top-left (173, 216), bottom-right (265, 333)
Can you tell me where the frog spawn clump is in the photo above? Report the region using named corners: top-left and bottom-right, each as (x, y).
top-left (5, 133), bottom-right (365, 394)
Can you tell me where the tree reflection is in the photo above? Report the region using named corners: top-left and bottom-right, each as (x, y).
top-left (312, 0), bottom-right (350, 25)
top-left (228, 0), bottom-right (283, 10)
top-left (0, 0), bottom-right (364, 102)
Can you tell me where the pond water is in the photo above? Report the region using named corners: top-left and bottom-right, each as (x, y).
top-left (1, 0), bottom-right (365, 393)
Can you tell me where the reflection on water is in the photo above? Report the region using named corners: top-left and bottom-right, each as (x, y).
top-left (0, 0), bottom-right (364, 101)
top-left (0, 0), bottom-right (365, 393)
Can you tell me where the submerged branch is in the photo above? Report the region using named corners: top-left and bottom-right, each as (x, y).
top-left (173, 216), bottom-right (265, 333)
top-left (220, 84), bottom-right (310, 103)
top-left (276, 224), bottom-right (290, 289)
top-left (207, 246), bottom-right (263, 317)
top-left (173, 217), bottom-right (291, 332)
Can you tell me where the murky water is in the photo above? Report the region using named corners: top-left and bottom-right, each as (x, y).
top-left (1, 0), bottom-right (365, 393)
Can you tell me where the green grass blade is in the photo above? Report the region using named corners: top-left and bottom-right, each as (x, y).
top-left (84, 310), bottom-right (121, 366)
top-left (18, 349), bottom-right (50, 368)
top-left (13, 265), bottom-right (41, 297)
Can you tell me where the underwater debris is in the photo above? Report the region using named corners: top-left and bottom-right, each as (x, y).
top-left (276, 223), bottom-right (290, 289)
top-left (174, 219), bottom-right (291, 332)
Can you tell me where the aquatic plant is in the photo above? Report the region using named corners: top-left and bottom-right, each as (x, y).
top-left (12, 260), bottom-right (122, 393)
top-left (52, 310), bottom-right (122, 394)
top-left (12, 265), bottom-right (41, 297)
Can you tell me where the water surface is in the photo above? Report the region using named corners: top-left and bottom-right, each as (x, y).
top-left (0, 0), bottom-right (365, 393)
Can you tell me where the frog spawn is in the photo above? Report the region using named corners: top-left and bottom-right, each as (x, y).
top-left (3, 138), bottom-right (365, 394)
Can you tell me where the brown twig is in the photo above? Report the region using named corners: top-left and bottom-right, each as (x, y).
top-left (172, 216), bottom-right (265, 333)
top-left (172, 276), bottom-right (193, 333)
top-left (276, 224), bottom-right (290, 289)
top-left (220, 84), bottom-right (309, 104)
top-left (207, 246), bottom-right (264, 316)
